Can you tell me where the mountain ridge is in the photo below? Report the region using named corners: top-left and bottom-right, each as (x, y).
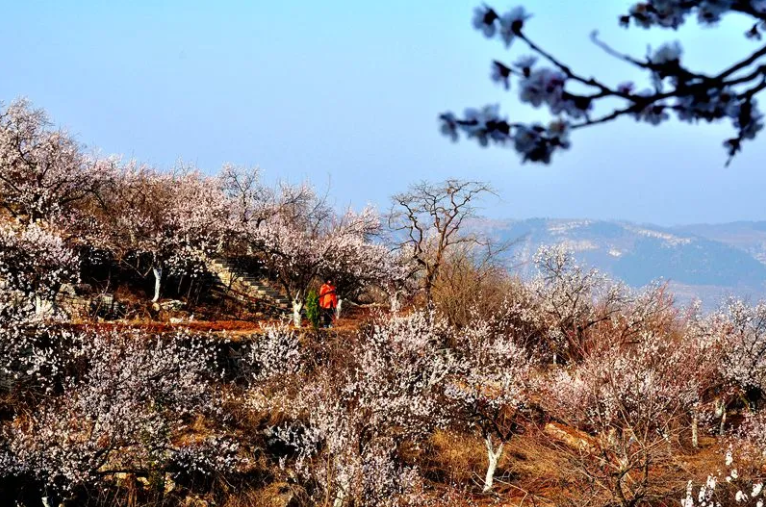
top-left (477, 217), bottom-right (766, 307)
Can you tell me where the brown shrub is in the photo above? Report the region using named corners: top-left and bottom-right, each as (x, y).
top-left (430, 243), bottom-right (514, 327)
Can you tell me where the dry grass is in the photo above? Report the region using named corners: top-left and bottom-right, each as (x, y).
top-left (219, 482), bottom-right (309, 507)
top-left (428, 430), bottom-right (488, 486)
top-left (420, 421), bottom-right (731, 507)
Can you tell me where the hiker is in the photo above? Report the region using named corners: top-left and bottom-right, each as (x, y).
top-left (318, 279), bottom-right (338, 328)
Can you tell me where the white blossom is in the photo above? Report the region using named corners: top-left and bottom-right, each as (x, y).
top-left (513, 55), bottom-right (537, 70)
top-left (498, 6), bottom-right (532, 47)
top-left (472, 5), bottom-right (498, 37)
top-left (439, 112), bottom-right (459, 141)
top-left (490, 60), bottom-right (512, 89)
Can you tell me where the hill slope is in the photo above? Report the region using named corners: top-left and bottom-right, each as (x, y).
top-left (483, 218), bottom-right (766, 307)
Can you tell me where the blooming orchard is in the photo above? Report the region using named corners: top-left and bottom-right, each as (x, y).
top-left (248, 312), bottom-right (454, 506)
top-left (4, 98), bottom-right (766, 505)
top-left (3, 242), bottom-right (766, 504)
top-left (0, 100), bottom-right (404, 311)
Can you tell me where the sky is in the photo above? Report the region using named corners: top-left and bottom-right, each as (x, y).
top-left (1, 0), bottom-right (765, 226)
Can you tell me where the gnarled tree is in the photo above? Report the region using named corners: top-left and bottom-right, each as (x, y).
top-left (389, 179), bottom-right (494, 305)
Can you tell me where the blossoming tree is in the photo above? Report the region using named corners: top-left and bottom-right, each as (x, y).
top-left (2, 327), bottom-right (234, 504)
top-left (251, 312), bottom-right (453, 506)
top-left (257, 203), bottom-right (401, 326)
top-left (0, 223), bottom-right (79, 318)
top-left (441, 2), bottom-right (766, 165)
top-left (94, 163), bottom-right (227, 302)
top-left (529, 245), bottom-right (629, 363)
top-left (0, 99), bottom-right (112, 224)
top-left (444, 318), bottom-right (533, 492)
top-left (545, 329), bottom-right (704, 506)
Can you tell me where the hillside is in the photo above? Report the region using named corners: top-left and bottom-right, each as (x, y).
top-left (2, 95), bottom-right (765, 505)
top-left (484, 218), bottom-right (766, 307)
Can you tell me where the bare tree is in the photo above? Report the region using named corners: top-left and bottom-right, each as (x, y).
top-left (389, 179), bottom-right (494, 305)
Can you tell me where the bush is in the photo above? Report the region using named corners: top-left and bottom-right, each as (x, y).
top-left (305, 290), bottom-right (320, 328)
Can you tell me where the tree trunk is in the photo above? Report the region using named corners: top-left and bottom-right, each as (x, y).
top-left (664, 426), bottom-right (673, 455)
top-left (483, 435), bottom-right (504, 493)
top-left (152, 265), bottom-right (163, 302)
top-left (335, 298), bottom-right (343, 320)
top-left (332, 475), bottom-right (349, 507)
top-left (424, 282), bottom-right (433, 306)
top-left (332, 488), bottom-right (345, 507)
top-left (292, 298), bottom-right (303, 328)
top-left (34, 294), bottom-right (52, 320)
top-left (716, 398), bottom-right (727, 435)
top-left (424, 268), bottom-right (435, 306)
top-left (691, 410), bottom-right (699, 448)
top-left (389, 290), bottom-right (401, 313)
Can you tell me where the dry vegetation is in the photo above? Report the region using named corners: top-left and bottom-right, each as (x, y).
top-left (4, 263), bottom-right (765, 507)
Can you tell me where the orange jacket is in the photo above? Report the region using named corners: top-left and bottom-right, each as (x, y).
top-left (318, 283), bottom-right (338, 309)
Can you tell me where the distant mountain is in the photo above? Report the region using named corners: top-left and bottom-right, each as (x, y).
top-left (673, 221), bottom-right (766, 265)
top-left (480, 218), bottom-right (766, 308)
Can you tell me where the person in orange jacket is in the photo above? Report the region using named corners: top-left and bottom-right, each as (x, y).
top-left (318, 279), bottom-right (338, 328)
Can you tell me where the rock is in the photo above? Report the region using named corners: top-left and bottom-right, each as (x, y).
top-left (112, 472), bottom-right (133, 487)
top-left (153, 299), bottom-right (186, 312)
top-left (58, 283), bottom-right (77, 297)
top-left (133, 474), bottom-right (176, 495)
top-left (164, 473), bottom-right (176, 494)
top-left (90, 293), bottom-right (127, 320)
top-left (544, 421), bottom-right (597, 453)
top-left (180, 495), bottom-right (209, 507)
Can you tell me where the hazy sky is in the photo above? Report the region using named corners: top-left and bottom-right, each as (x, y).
top-left (2, 0), bottom-right (764, 225)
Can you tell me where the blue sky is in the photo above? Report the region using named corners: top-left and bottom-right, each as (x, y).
top-left (1, 0), bottom-right (764, 225)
